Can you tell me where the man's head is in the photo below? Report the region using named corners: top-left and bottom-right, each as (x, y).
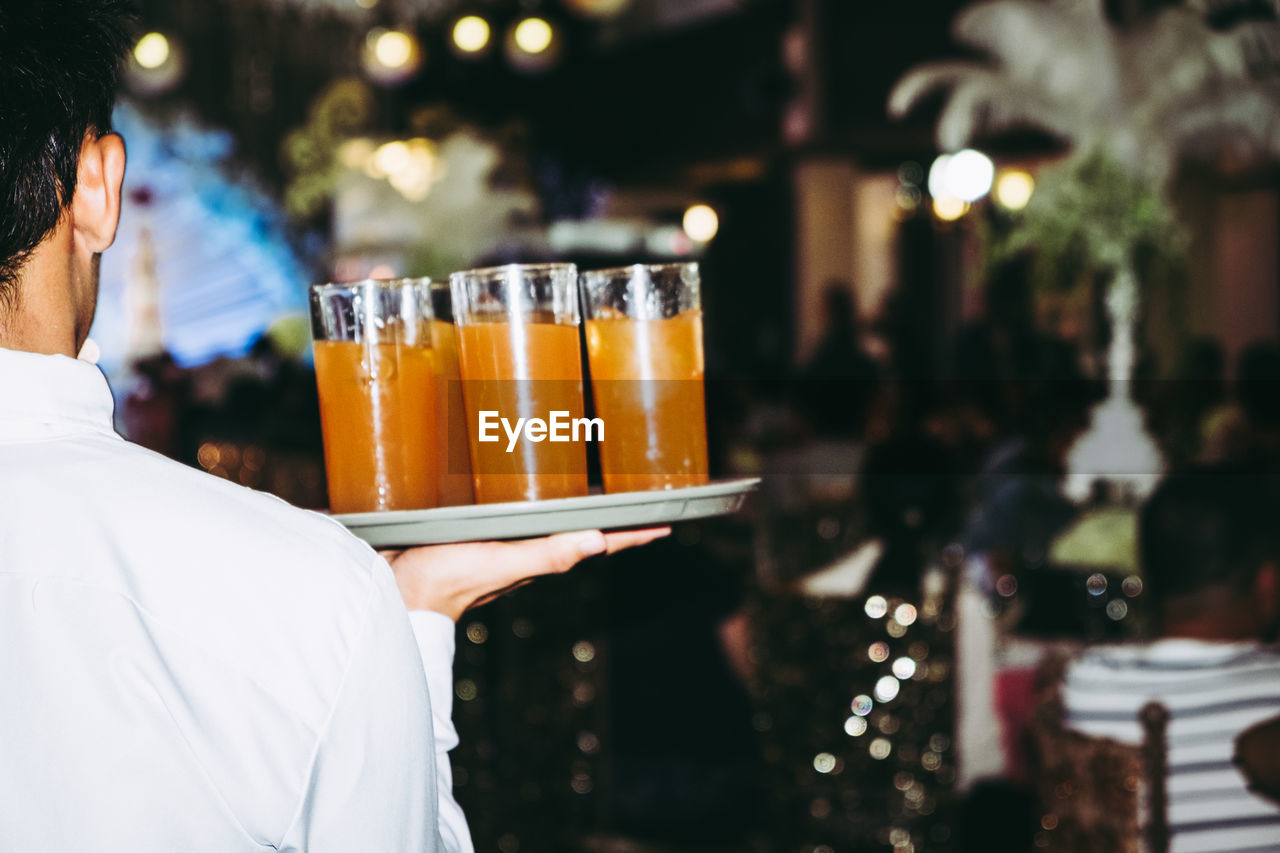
top-left (1140, 466), bottom-right (1280, 640)
top-left (0, 1), bottom-right (132, 355)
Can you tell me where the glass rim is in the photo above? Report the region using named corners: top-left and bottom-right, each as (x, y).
top-left (309, 276), bottom-right (432, 296)
top-left (580, 261), bottom-right (698, 281)
top-left (449, 262), bottom-right (577, 283)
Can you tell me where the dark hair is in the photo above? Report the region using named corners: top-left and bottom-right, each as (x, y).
top-left (0, 1), bottom-right (133, 309)
top-left (1140, 466), bottom-right (1280, 603)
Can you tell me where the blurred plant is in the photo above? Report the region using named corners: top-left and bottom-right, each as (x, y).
top-left (282, 79), bottom-right (376, 219)
top-left (996, 152), bottom-right (1183, 293)
top-left (890, 0), bottom-right (1280, 191)
top-left (888, 0), bottom-right (1280, 499)
top-left (281, 78), bottom-right (539, 273)
top-left (891, 0), bottom-right (1280, 283)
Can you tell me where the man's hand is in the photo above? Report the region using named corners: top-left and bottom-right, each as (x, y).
top-left (382, 528), bottom-right (670, 621)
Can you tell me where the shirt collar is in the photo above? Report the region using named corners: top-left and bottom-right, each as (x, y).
top-left (0, 347), bottom-right (118, 441)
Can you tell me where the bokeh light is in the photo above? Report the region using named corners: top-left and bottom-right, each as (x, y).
top-left (376, 30), bottom-right (414, 67)
top-left (875, 675), bottom-right (901, 702)
top-left (372, 140), bottom-right (410, 176)
top-left (505, 17), bottom-right (560, 72)
top-left (363, 28), bottom-right (422, 84)
top-left (865, 595), bottom-right (888, 619)
top-left (452, 16), bottom-right (491, 54)
top-left (513, 17), bottom-right (554, 54)
top-left (932, 196), bottom-right (968, 221)
top-left (682, 204), bottom-right (719, 242)
top-left (845, 716), bottom-right (868, 736)
top-left (133, 32), bottom-right (170, 70)
top-left (126, 31), bottom-right (186, 96)
top-left (927, 154), bottom-right (953, 199)
top-left (995, 169), bottom-right (1035, 210)
top-left (929, 149), bottom-right (994, 210)
top-left (361, 138), bottom-right (440, 201)
top-left (944, 149), bottom-right (995, 202)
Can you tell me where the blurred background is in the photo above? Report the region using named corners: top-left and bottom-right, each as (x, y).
top-left (96, 0), bottom-right (1280, 851)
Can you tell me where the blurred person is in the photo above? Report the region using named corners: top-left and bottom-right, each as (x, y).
top-left (1236, 714), bottom-right (1280, 807)
top-left (1234, 341), bottom-right (1280, 464)
top-left (954, 256), bottom-right (1045, 431)
top-left (1151, 337), bottom-right (1236, 465)
top-left (964, 348), bottom-right (1095, 583)
top-left (1194, 341), bottom-right (1280, 467)
top-left (797, 282), bottom-right (879, 439)
top-left (0, 3), bottom-right (665, 851)
top-left (859, 430), bottom-right (962, 596)
top-left (955, 324), bottom-right (1096, 790)
top-left (1061, 467), bottom-right (1280, 851)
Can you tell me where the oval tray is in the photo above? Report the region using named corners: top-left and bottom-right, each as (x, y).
top-left (334, 478), bottom-right (759, 547)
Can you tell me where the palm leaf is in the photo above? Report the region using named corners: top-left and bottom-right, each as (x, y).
top-left (887, 61), bottom-right (993, 119)
top-left (934, 74), bottom-right (1084, 150)
top-left (1214, 19), bottom-right (1280, 80)
top-left (1164, 82), bottom-right (1280, 160)
top-left (954, 0), bottom-right (1122, 102)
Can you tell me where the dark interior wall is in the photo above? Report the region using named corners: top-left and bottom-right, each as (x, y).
top-left (131, 0), bottom-right (795, 190)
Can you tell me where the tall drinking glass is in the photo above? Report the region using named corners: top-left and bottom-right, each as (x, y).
top-left (310, 278), bottom-right (438, 513)
top-left (450, 263), bottom-right (589, 503)
top-left (579, 262), bottom-right (708, 493)
top-left (429, 281), bottom-right (475, 506)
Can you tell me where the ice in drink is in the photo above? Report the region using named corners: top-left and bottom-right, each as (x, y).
top-left (585, 308), bottom-right (709, 492)
top-left (314, 340), bottom-right (438, 513)
top-left (457, 319), bottom-right (589, 503)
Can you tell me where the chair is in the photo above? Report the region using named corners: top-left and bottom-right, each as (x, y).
top-left (1026, 654), bottom-right (1169, 853)
top-left (1235, 714), bottom-right (1280, 807)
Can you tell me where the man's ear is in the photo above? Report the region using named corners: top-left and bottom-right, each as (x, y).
top-left (71, 132), bottom-right (126, 254)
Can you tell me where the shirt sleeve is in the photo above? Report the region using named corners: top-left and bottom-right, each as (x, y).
top-left (276, 563), bottom-right (454, 853)
top-left (408, 609), bottom-right (475, 853)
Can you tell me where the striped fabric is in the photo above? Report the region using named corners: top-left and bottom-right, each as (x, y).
top-left (1062, 640), bottom-right (1280, 853)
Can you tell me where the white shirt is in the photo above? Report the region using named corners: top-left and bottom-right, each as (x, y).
top-left (0, 347), bottom-right (473, 852)
top-left (1063, 639), bottom-right (1280, 853)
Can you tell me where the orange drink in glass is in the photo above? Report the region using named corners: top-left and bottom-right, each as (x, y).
top-left (450, 263), bottom-right (589, 503)
top-left (580, 263), bottom-right (709, 493)
top-left (310, 279), bottom-right (438, 513)
top-left (428, 282), bottom-right (476, 506)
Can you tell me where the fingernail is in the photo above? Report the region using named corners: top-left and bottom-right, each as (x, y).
top-left (576, 531), bottom-right (607, 557)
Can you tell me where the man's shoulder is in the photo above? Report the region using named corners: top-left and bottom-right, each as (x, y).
top-left (10, 432), bottom-right (383, 627)
top-left (1063, 640), bottom-right (1280, 714)
top-left (1070, 640), bottom-right (1279, 675)
top-left (90, 436), bottom-right (371, 572)
top-left (3, 434), bottom-right (404, 723)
